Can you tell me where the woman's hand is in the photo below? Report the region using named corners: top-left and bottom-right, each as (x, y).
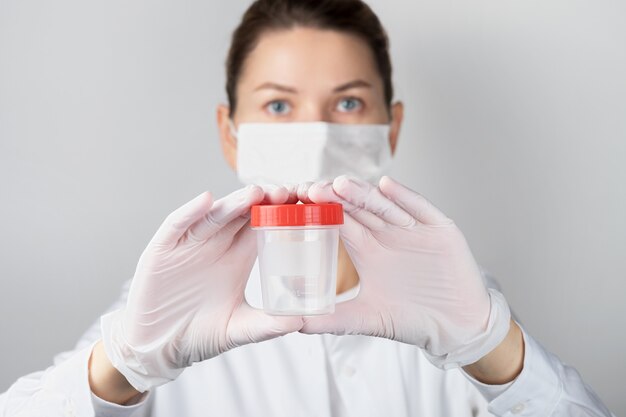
top-left (99, 186), bottom-right (303, 394)
top-left (299, 176), bottom-right (511, 369)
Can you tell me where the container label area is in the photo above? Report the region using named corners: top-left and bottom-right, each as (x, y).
top-left (261, 240), bottom-right (322, 277)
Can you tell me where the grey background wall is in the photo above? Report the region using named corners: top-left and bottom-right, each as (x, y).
top-left (1, 0), bottom-right (625, 413)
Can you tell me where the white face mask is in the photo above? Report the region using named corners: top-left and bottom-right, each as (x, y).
top-left (232, 121), bottom-right (393, 185)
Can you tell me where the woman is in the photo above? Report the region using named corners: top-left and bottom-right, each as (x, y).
top-left (0, 0), bottom-right (614, 416)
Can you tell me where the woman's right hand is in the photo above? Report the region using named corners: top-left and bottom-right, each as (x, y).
top-left (97, 185), bottom-right (304, 395)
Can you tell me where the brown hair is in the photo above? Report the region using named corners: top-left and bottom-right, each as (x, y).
top-left (225, 0), bottom-right (393, 116)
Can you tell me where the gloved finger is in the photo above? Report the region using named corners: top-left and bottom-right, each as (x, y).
top-left (296, 182), bottom-right (314, 203)
top-left (256, 184), bottom-right (299, 205)
top-left (306, 181), bottom-right (375, 247)
top-left (333, 176), bottom-right (416, 228)
top-left (152, 191), bottom-right (213, 246)
top-left (299, 298), bottom-right (387, 338)
top-left (186, 185), bottom-right (264, 242)
top-left (378, 176), bottom-right (451, 226)
top-left (259, 184), bottom-right (290, 205)
top-left (228, 300), bottom-right (304, 347)
top-left (308, 180), bottom-right (387, 231)
top-left (282, 183), bottom-right (300, 204)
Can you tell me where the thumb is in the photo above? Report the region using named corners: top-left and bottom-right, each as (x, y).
top-left (307, 181), bottom-right (368, 248)
top-left (299, 298), bottom-right (379, 337)
top-left (227, 301), bottom-right (304, 346)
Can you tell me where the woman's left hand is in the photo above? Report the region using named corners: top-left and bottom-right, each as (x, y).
top-left (299, 176), bottom-right (511, 368)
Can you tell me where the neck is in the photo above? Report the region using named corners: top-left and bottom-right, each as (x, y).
top-left (336, 239), bottom-right (359, 294)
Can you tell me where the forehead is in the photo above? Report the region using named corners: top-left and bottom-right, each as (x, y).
top-left (237, 27), bottom-right (383, 93)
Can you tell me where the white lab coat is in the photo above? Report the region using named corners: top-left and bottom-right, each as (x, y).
top-left (0, 263), bottom-right (615, 417)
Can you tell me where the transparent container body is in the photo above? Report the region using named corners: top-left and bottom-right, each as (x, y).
top-left (253, 225), bottom-right (339, 315)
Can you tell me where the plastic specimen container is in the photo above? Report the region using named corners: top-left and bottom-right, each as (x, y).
top-left (251, 203), bottom-right (344, 315)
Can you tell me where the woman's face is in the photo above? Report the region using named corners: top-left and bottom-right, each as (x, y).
top-left (217, 27), bottom-right (403, 170)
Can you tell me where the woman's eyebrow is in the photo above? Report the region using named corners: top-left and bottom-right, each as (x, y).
top-left (254, 82), bottom-right (298, 93)
top-left (333, 79), bottom-right (372, 92)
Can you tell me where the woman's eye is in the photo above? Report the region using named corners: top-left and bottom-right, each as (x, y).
top-left (336, 97), bottom-right (363, 113)
top-left (266, 100), bottom-right (291, 115)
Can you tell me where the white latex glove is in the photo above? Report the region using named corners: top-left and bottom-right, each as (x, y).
top-left (300, 176), bottom-right (511, 369)
top-left (101, 186), bottom-right (303, 392)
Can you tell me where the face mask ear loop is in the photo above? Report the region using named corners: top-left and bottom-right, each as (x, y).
top-left (228, 119), bottom-right (238, 144)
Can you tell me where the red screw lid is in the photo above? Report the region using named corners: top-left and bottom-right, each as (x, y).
top-left (251, 203), bottom-right (344, 227)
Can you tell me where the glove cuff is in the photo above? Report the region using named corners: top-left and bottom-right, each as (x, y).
top-left (423, 288), bottom-right (512, 370)
top-left (100, 309), bottom-right (184, 393)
